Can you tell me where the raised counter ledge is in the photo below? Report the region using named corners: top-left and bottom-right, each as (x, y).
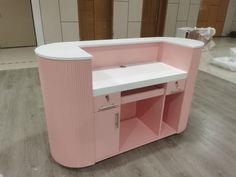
top-left (35, 37), bottom-right (204, 60)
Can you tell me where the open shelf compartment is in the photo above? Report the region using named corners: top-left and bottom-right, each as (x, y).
top-left (161, 92), bottom-right (184, 136)
top-left (119, 86), bottom-right (165, 152)
top-left (120, 118), bottom-right (158, 152)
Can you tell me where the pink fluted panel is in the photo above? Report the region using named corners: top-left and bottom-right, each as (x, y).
top-left (38, 58), bottom-right (95, 167)
top-left (82, 43), bottom-right (160, 69)
top-left (160, 43), bottom-right (202, 133)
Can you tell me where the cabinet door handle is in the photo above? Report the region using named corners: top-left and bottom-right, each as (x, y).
top-left (99, 103), bottom-right (118, 111)
top-left (115, 113), bottom-right (119, 128)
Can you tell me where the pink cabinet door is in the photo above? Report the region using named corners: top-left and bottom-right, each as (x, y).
top-left (95, 107), bottom-right (120, 161)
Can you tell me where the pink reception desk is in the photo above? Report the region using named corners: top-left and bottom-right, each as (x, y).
top-left (35, 37), bottom-right (204, 168)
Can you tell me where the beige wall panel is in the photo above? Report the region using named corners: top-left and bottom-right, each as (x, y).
top-left (59, 0), bottom-right (78, 22)
top-left (177, 0), bottom-right (190, 21)
top-left (113, 1), bottom-right (128, 38)
top-left (40, 0), bottom-right (62, 43)
top-left (0, 0), bottom-right (36, 47)
top-left (61, 22), bottom-right (80, 41)
top-left (223, 0), bottom-right (236, 35)
top-left (128, 0), bottom-right (143, 21)
top-left (164, 3), bottom-right (179, 36)
top-left (128, 22), bottom-right (141, 38)
top-left (187, 4), bottom-right (200, 27)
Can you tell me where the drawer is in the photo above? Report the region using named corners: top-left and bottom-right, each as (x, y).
top-left (166, 80), bottom-right (186, 95)
top-left (121, 85), bottom-right (164, 104)
top-left (94, 93), bottom-right (121, 112)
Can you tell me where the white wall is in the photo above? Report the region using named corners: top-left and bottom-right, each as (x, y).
top-left (113, 0), bottom-right (201, 38)
top-left (31, 0), bottom-right (44, 45)
top-left (39, 0), bottom-right (79, 44)
top-left (113, 0), bottom-right (143, 39)
top-left (164, 0), bottom-right (236, 37)
top-left (164, 0), bottom-right (201, 37)
top-left (38, 0), bottom-right (202, 43)
top-left (39, 0), bottom-right (143, 43)
top-left (40, 0), bottom-right (62, 43)
top-left (223, 0), bottom-right (236, 35)
top-left (59, 0), bottom-right (80, 41)
top-left (232, 11), bottom-right (236, 31)
top-left (36, 0), bottom-right (236, 44)
top-left (113, 0), bottom-right (236, 38)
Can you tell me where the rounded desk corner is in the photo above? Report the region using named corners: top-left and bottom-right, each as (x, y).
top-left (177, 124), bottom-right (188, 134)
top-left (51, 153), bottom-right (95, 168)
top-left (35, 42), bottom-right (93, 61)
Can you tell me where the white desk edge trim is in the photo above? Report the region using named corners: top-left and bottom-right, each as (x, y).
top-left (35, 37), bottom-right (204, 60)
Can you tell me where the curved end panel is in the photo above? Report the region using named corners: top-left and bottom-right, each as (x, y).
top-left (177, 123), bottom-right (187, 134)
top-left (177, 48), bottom-right (202, 133)
top-left (38, 58), bottom-right (95, 167)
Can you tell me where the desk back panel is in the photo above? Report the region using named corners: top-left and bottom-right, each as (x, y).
top-left (159, 43), bottom-right (193, 72)
top-left (83, 43), bottom-right (160, 69)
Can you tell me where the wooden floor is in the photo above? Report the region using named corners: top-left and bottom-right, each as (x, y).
top-left (0, 68), bottom-right (236, 177)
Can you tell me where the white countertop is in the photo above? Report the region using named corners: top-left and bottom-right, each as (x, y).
top-left (92, 62), bottom-right (187, 96)
top-left (35, 37), bottom-right (204, 60)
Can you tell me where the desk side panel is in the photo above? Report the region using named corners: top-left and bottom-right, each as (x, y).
top-left (38, 58), bottom-right (95, 167)
top-left (160, 43), bottom-right (202, 133)
top-left (178, 48), bottom-right (202, 132)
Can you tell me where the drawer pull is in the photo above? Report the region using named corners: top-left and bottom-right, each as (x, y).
top-left (99, 103), bottom-right (118, 111)
top-left (175, 81), bottom-right (179, 88)
top-left (115, 113), bottom-right (119, 128)
top-left (105, 95), bottom-right (110, 102)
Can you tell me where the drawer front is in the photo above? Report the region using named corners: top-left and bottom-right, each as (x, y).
top-left (121, 88), bottom-right (164, 104)
top-left (94, 93), bottom-right (121, 112)
top-left (166, 80), bottom-right (186, 95)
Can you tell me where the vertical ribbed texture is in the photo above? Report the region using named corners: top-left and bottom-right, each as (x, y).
top-left (38, 58), bottom-right (94, 167)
